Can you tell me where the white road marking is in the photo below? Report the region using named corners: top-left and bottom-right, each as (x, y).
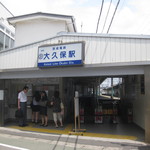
top-left (0, 143), bottom-right (29, 150)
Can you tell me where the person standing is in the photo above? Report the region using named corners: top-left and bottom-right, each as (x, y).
top-left (51, 91), bottom-right (63, 128)
top-left (31, 91), bottom-right (40, 124)
top-left (18, 86), bottom-right (29, 127)
top-left (39, 91), bottom-right (48, 127)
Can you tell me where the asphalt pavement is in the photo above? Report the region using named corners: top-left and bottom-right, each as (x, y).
top-left (0, 127), bottom-right (150, 150)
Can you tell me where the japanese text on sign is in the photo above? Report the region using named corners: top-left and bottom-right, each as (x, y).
top-left (38, 42), bottom-right (84, 67)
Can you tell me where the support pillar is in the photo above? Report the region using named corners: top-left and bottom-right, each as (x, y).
top-left (0, 80), bottom-right (5, 126)
top-left (144, 66), bottom-right (150, 143)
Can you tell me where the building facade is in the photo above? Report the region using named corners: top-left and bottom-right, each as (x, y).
top-left (8, 12), bottom-right (76, 46)
top-left (0, 11), bottom-right (150, 143)
top-left (0, 2), bottom-right (15, 51)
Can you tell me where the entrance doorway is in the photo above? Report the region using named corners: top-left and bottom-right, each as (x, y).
top-left (2, 75), bottom-right (145, 141)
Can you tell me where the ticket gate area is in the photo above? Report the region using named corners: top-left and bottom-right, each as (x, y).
top-left (1, 75), bottom-right (146, 142)
top-left (5, 96), bottom-right (144, 142)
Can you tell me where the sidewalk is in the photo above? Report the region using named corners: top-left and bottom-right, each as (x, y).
top-left (0, 127), bottom-right (150, 150)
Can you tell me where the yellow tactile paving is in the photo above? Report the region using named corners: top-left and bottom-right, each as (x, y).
top-left (63, 124), bottom-right (72, 133)
top-left (8, 124), bottom-right (137, 140)
top-left (9, 124), bottom-right (69, 135)
top-left (83, 132), bottom-right (137, 140)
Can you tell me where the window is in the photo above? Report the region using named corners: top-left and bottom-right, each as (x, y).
top-left (0, 30), bottom-right (14, 51)
top-left (11, 33), bottom-right (15, 38)
top-left (0, 31), bottom-right (4, 51)
top-left (10, 39), bottom-right (14, 48)
top-left (5, 35), bottom-right (9, 49)
top-left (6, 29), bottom-right (10, 34)
top-left (0, 24), bottom-right (4, 30)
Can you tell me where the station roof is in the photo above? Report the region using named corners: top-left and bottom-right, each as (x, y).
top-left (7, 12), bottom-right (77, 32)
top-left (57, 32), bottom-right (150, 39)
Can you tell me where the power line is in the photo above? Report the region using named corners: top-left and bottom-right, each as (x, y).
top-left (119, 0), bottom-right (126, 11)
top-left (100, 0), bottom-right (120, 64)
top-left (96, 0), bottom-right (104, 33)
top-left (92, 0), bottom-right (121, 64)
top-left (107, 0), bottom-right (121, 33)
top-left (101, 0), bottom-right (112, 33)
top-left (0, 2), bottom-right (14, 17)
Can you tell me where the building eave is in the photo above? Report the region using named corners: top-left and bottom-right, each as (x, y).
top-left (7, 12), bottom-right (77, 32)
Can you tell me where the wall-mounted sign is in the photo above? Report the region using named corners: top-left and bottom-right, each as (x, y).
top-left (37, 42), bottom-right (84, 67)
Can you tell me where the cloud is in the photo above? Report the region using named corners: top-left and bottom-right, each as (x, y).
top-left (2, 0), bottom-right (150, 34)
top-left (110, 0), bottom-right (150, 35)
top-left (1, 0), bottom-right (47, 15)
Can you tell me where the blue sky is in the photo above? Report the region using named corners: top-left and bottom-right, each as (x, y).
top-left (1, 0), bottom-right (150, 35)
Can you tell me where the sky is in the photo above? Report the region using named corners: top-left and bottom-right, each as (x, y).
top-left (1, 0), bottom-right (150, 35)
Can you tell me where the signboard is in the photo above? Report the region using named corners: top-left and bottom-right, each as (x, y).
top-left (38, 42), bottom-right (84, 67)
top-left (0, 90), bottom-right (4, 101)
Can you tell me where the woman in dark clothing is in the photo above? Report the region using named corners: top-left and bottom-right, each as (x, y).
top-left (39, 91), bottom-right (48, 127)
top-left (31, 91), bottom-right (40, 123)
top-left (51, 91), bottom-right (63, 128)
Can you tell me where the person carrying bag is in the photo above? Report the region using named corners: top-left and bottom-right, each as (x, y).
top-left (15, 109), bottom-right (23, 118)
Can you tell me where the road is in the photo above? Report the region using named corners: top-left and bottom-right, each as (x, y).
top-left (0, 127), bottom-right (150, 150)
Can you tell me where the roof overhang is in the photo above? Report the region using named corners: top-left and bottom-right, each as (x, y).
top-left (0, 65), bottom-right (144, 79)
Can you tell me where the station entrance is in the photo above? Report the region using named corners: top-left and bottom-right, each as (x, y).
top-left (1, 75), bottom-right (145, 141)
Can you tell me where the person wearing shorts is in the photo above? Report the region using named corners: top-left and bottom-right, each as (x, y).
top-left (51, 91), bottom-right (63, 128)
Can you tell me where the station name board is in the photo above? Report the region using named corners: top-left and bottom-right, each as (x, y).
top-left (38, 42), bottom-right (84, 67)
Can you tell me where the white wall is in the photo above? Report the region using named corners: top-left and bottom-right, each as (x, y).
top-left (1, 34), bottom-right (150, 70)
top-left (133, 94), bottom-right (145, 129)
top-left (133, 78), bottom-right (145, 129)
top-left (0, 3), bottom-right (14, 32)
top-left (15, 20), bottom-right (66, 46)
top-left (124, 76), bottom-right (145, 129)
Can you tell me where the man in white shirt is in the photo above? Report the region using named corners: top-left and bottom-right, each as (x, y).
top-left (18, 86), bottom-right (29, 127)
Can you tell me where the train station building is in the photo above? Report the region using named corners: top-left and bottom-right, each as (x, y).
top-left (0, 11), bottom-right (150, 142)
